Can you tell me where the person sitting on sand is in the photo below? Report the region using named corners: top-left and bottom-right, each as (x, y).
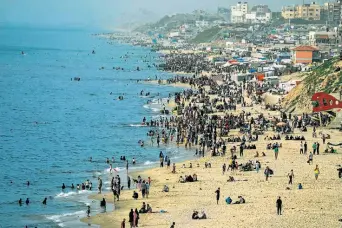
top-left (179, 176), bottom-right (185, 183)
top-left (132, 191), bottom-right (138, 200)
top-left (233, 196), bottom-right (246, 204)
top-left (182, 164), bottom-right (186, 168)
top-left (189, 163), bottom-right (192, 168)
top-left (192, 211), bottom-right (199, 219)
top-left (199, 211), bottom-right (207, 219)
top-left (139, 202), bottom-right (146, 213)
top-left (146, 204), bottom-right (152, 213)
top-left (162, 185), bottom-right (169, 192)
top-left (227, 176), bottom-right (235, 182)
top-left (254, 151), bottom-right (259, 157)
top-left (262, 152), bottom-right (266, 157)
top-left (193, 174), bottom-right (198, 181)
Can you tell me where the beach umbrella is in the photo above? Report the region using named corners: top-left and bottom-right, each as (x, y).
top-left (276, 122), bottom-right (286, 127)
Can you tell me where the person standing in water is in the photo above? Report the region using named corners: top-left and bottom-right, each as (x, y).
top-left (42, 197), bottom-right (47, 205)
top-left (215, 187), bottom-right (220, 204)
top-left (87, 205), bottom-right (91, 217)
top-left (98, 177), bottom-right (103, 193)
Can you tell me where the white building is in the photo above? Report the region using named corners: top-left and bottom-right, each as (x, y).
top-left (231, 2), bottom-right (249, 23)
top-left (195, 20), bottom-right (210, 27)
top-left (309, 31), bottom-right (339, 46)
top-left (245, 5), bottom-right (272, 24)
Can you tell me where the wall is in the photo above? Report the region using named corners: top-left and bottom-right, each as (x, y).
top-left (295, 51), bottom-right (313, 63)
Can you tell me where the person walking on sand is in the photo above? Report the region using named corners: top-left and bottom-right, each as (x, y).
top-left (276, 197), bottom-right (282, 215)
top-left (121, 218), bottom-right (126, 228)
top-left (129, 209), bottom-right (134, 228)
top-left (288, 170), bottom-right (294, 184)
top-left (215, 187), bottom-right (220, 204)
top-left (134, 208), bottom-right (139, 227)
top-left (264, 166), bottom-right (270, 181)
top-left (274, 146), bottom-right (279, 160)
top-left (308, 152), bottom-right (313, 165)
top-left (304, 141), bottom-right (307, 154)
top-left (222, 163), bottom-right (226, 175)
top-left (300, 141), bottom-right (304, 154)
top-left (314, 165), bottom-right (320, 180)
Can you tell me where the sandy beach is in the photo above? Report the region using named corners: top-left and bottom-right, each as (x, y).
top-left (82, 76), bottom-right (342, 228)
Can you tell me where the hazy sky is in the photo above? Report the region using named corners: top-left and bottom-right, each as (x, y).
top-left (0, 0), bottom-right (323, 29)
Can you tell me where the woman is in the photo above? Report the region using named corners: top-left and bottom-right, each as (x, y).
top-left (133, 208), bottom-right (139, 227)
top-left (274, 146), bottom-right (279, 160)
top-left (314, 165), bottom-right (320, 180)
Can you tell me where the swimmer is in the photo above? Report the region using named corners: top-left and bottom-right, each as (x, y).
top-left (89, 157), bottom-right (92, 162)
top-left (106, 158), bottom-right (110, 164)
top-left (27, 181), bottom-right (30, 186)
top-left (26, 198), bottom-right (30, 205)
top-left (42, 197), bottom-right (47, 205)
top-left (109, 164), bottom-right (113, 174)
top-left (19, 198), bottom-right (22, 206)
top-left (71, 183), bottom-right (75, 189)
top-left (112, 157), bottom-right (115, 163)
top-left (132, 158), bottom-right (136, 165)
top-left (62, 183), bottom-right (66, 190)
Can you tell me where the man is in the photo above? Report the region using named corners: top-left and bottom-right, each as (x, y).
top-left (215, 187), bottom-right (220, 204)
top-left (129, 209), bottom-right (134, 228)
top-left (300, 141), bottom-right (304, 154)
top-left (316, 142), bottom-right (320, 155)
top-left (304, 141), bottom-right (307, 154)
top-left (276, 197), bottom-right (282, 215)
top-left (313, 142), bottom-right (317, 155)
top-left (288, 170), bottom-right (294, 184)
top-left (98, 177), bottom-right (102, 194)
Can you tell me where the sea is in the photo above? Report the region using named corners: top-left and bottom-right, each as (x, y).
top-left (0, 27), bottom-right (194, 228)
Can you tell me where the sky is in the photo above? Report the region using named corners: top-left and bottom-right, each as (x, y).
top-left (0, 0), bottom-right (324, 29)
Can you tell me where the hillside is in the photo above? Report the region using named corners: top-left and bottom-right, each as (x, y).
top-left (282, 58), bottom-right (342, 113)
top-left (190, 26), bottom-right (222, 44)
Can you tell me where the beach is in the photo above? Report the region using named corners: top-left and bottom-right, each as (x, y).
top-left (83, 72), bottom-right (342, 228)
top-left (83, 128), bottom-right (342, 228)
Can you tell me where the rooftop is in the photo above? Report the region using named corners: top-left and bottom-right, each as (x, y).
top-left (292, 45), bottom-right (319, 51)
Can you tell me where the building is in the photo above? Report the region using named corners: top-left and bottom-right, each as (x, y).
top-left (231, 2), bottom-right (249, 23)
top-left (245, 5), bottom-right (272, 23)
top-left (292, 45), bottom-right (320, 63)
top-left (195, 20), bottom-right (210, 27)
top-left (282, 2), bottom-right (321, 21)
top-left (309, 31), bottom-right (339, 46)
top-left (322, 1), bottom-right (341, 26)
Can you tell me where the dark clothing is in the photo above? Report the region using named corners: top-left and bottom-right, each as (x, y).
top-left (276, 199), bottom-right (282, 215)
top-left (215, 189), bottom-right (220, 204)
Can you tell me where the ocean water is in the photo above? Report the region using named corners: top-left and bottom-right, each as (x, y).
top-left (0, 27), bottom-right (192, 227)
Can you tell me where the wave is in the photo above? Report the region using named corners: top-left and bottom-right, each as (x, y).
top-left (129, 124), bottom-right (146, 127)
top-left (143, 104), bottom-right (149, 109)
top-left (46, 210), bottom-right (85, 223)
top-left (151, 108), bottom-right (160, 112)
top-left (55, 190), bottom-right (91, 198)
top-left (144, 160), bottom-right (158, 165)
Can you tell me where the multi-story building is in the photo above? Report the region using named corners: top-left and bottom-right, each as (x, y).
top-left (245, 5), bottom-right (272, 23)
top-left (282, 2), bottom-right (321, 21)
top-left (231, 2), bottom-right (248, 23)
top-left (322, 1), bottom-right (341, 26)
top-left (309, 31), bottom-right (340, 46)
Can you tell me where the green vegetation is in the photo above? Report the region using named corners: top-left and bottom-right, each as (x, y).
top-left (190, 27), bottom-right (222, 44)
top-left (283, 58), bottom-right (342, 113)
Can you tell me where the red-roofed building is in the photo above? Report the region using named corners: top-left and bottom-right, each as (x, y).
top-left (292, 45), bottom-right (320, 64)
